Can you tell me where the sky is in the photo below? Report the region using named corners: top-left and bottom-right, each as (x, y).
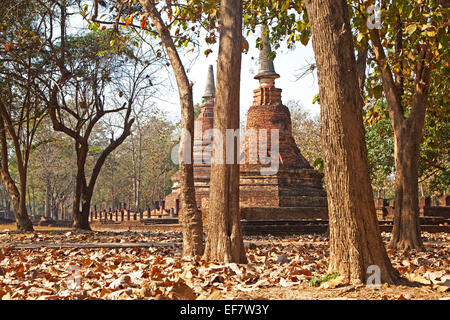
top-left (162, 33), bottom-right (320, 123)
top-left (69, 7), bottom-right (320, 124)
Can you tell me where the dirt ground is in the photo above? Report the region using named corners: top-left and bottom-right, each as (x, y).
top-left (0, 228), bottom-right (448, 300)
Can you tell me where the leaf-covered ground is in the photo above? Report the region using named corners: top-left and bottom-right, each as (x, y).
top-left (0, 230), bottom-right (448, 300)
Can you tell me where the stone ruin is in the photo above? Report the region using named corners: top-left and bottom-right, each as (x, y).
top-left (239, 29), bottom-right (327, 220)
top-left (164, 65), bottom-right (215, 215)
top-left (165, 28), bottom-right (328, 221)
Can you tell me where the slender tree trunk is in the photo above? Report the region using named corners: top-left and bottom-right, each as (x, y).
top-left (18, 169), bottom-right (30, 223)
top-left (72, 171), bottom-right (85, 229)
top-left (15, 170), bottom-right (33, 231)
top-left (356, 43), bottom-right (369, 97)
top-left (45, 177), bottom-right (51, 218)
top-left (80, 190), bottom-right (92, 230)
top-left (131, 134), bottom-right (138, 210)
top-left (305, 0), bottom-right (399, 284)
top-left (51, 196), bottom-right (58, 220)
top-left (369, 28), bottom-right (431, 251)
top-left (140, 0), bottom-right (204, 257)
top-left (390, 12), bottom-right (422, 251)
top-left (72, 144), bottom-right (91, 230)
top-left (390, 123), bottom-right (424, 250)
top-left (111, 154), bottom-right (115, 211)
top-left (0, 119), bottom-right (33, 231)
top-left (27, 182), bottom-right (33, 218)
top-left (203, 0), bottom-right (246, 264)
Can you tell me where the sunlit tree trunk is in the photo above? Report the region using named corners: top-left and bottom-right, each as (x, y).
top-left (305, 0), bottom-right (399, 284)
top-left (202, 0), bottom-right (246, 264)
top-left (369, 26), bottom-right (432, 251)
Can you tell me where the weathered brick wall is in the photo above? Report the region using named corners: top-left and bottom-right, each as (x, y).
top-left (242, 87), bottom-right (311, 169)
top-left (238, 83), bottom-right (327, 219)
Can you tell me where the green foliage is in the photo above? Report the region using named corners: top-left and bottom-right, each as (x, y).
top-left (354, 0), bottom-right (449, 112)
top-left (312, 93), bottom-right (320, 105)
top-left (312, 157), bottom-right (324, 175)
top-left (194, 103), bottom-right (202, 120)
top-left (242, 0), bottom-right (310, 54)
top-left (287, 100), bottom-right (322, 167)
top-left (419, 102), bottom-right (450, 196)
top-left (309, 272), bottom-right (339, 287)
top-left (364, 102), bottom-right (395, 191)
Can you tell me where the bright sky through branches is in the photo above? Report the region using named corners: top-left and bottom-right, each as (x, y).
top-left (180, 34), bottom-right (320, 123)
top-left (70, 7), bottom-right (319, 124)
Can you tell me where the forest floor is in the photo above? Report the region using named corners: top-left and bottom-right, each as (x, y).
top-left (0, 227), bottom-right (448, 300)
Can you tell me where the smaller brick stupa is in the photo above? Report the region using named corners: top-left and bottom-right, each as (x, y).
top-left (165, 65), bottom-right (216, 214)
top-left (239, 27), bottom-right (328, 220)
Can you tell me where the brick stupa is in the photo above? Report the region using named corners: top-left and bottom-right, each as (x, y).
top-left (165, 41), bottom-right (327, 221)
top-left (238, 28), bottom-right (328, 220)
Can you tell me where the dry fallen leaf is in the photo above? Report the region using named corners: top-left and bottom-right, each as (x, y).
top-left (169, 282), bottom-right (197, 300)
top-left (196, 287), bottom-right (222, 300)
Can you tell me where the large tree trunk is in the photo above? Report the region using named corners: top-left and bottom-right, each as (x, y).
top-left (72, 186), bottom-right (92, 231)
top-left (14, 188), bottom-right (33, 232)
top-left (202, 0), bottom-right (246, 264)
top-left (72, 172), bottom-right (84, 230)
top-left (72, 150), bottom-right (92, 231)
top-left (305, 0), bottom-right (399, 284)
top-left (17, 170), bottom-right (33, 229)
top-left (140, 0), bottom-right (204, 257)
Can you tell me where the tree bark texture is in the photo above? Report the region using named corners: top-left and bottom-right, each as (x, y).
top-left (202, 0), bottom-right (247, 264)
top-left (369, 28), bottom-right (432, 251)
top-left (305, 0), bottom-right (399, 284)
top-left (0, 118), bottom-right (34, 231)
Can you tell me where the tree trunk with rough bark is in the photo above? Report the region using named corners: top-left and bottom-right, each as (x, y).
top-left (139, 0), bottom-right (204, 257)
top-left (305, 0), bottom-right (399, 284)
top-left (369, 27), bottom-right (432, 251)
top-left (202, 0), bottom-right (246, 264)
top-left (0, 117), bottom-right (34, 232)
top-left (74, 190), bottom-right (92, 230)
top-left (391, 127), bottom-right (423, 250)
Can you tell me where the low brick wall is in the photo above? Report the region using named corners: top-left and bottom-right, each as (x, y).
top-left (374, 196), bottom-right (450, 220)
top-left (240, 206), bottom-right (328, 220)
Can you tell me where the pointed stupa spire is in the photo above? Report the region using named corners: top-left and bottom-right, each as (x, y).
top-left (202, 65), bottom-right (215, 98)
top-left (254, 26), bottom-right (280, 81)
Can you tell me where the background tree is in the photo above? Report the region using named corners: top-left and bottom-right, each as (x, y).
top-left (364, 101), bottom-right (395, 198)
top-left (419, 103), bottom-right (449, 197)
top-left (0, 0), bottom-right (50, 231)
top-left (287, 100), bottom-right (322, 167)
top-left (30, 120), bottom-right (76, 220)
top-left (91, 105), bottom-right (177, 211)
top-left (354, 0), bottom-right (449, 250)
top-left (39, 0), bottom-right (162, 229)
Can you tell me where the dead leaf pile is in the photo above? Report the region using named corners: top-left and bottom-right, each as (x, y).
top-left (0, 231), bottom-right (448, 300)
